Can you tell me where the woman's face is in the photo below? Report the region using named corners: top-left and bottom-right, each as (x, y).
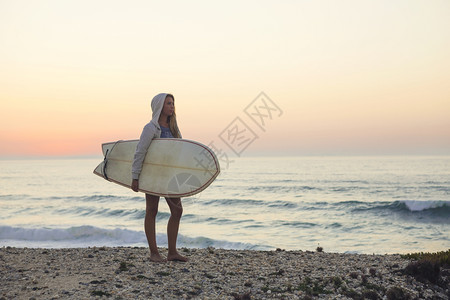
top-left (162, 96), bottom-right (174, 117)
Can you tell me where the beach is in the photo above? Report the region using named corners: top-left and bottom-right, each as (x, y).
top-left (1, 247), bottom-right (448, 299)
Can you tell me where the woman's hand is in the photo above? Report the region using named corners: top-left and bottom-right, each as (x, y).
top-left (131, 179), bottom-right (139, 192)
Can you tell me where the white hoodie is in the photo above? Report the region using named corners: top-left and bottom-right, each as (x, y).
top-left (131, 93), bottom-right (181, 180)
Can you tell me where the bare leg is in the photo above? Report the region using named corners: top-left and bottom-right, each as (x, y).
top-left (165, 197), bottom-right (188, 262)
top-left (145, 194), bottom-right (165, 262)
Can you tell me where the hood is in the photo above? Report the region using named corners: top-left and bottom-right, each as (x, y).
top-left (150, 93), bottom-right (182, 138)
top-left (150, 93), bottom-right (168, 128)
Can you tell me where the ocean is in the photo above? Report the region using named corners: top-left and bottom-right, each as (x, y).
top-left (0, 156), bottom-right (449, 254)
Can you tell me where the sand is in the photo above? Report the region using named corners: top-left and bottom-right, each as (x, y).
top-left (1, 246), bottom-right (448, 299)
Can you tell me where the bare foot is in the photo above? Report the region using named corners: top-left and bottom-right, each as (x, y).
top-left (167, 252), bottom-right (189, 262)
top-left (149, 253), bottom-right (166, 263)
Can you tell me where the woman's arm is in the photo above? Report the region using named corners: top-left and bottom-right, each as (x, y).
top-left (131, 122), bottom-right (158, 190)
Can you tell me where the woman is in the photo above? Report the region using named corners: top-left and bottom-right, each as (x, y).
top-left (131, 93), bottom-right (188, 262)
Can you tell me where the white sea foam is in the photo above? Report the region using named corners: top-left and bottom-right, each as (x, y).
top-left (401, 200), bottom-right (449, 212)
top-left (0, 225), bottom-right (260, 249)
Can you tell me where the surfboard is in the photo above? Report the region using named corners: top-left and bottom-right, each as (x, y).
top-left (93, 139), bottom-right (220, 197)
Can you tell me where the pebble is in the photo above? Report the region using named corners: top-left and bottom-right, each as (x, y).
top-left (0, 247), bottom-right (448, 299)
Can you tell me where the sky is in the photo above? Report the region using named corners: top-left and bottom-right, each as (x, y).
top-left (1, 0), bottom-right (449, 157)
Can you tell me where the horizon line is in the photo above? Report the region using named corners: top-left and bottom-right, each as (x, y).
top-left (1, 153), bottom-right (449, 160)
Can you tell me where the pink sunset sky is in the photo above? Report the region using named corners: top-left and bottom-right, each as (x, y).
top-left (1, 0), bottom-right (449, 157)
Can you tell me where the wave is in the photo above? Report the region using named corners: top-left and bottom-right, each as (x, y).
top-left (276, 221), bottom-right (317, 228)
top-left (47, 195), bottom-right (144, 203)
top-left (0, 225), bottom-right (144, 245)
top-left (202, 198), bottom-right (265, 207)
top-left (369, 200), bottom-right (449, 214)
top-left (267, 200), bottom-right (298, 208)
top-left (201, 198), bottom-right (298, 209)
top-left (401, 200), bottom-right (449, 212)
top-left (247, 185), bottom-right (320, 194)
top-left (0, 194), bottom-right (30, 201)
top-left (1, 194), bottom-right (145, 204)
top-left (0, 225), bottom-right (262, 250)
top-left (54, 206), bottom-right (150, 220)
top-left (347, 200), bottom-right (450, 223)
top-left (326, 199), bottom-right (449, 213)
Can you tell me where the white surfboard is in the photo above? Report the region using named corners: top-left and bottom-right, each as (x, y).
top-left (93, 139), bottom-right (220, 197)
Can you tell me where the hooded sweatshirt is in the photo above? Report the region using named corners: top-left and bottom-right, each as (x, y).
top-left (131, 93), bottom-right (181, 180)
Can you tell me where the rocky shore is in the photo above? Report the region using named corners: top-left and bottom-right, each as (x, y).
top-left (1, 247), bottom-right (448, 299)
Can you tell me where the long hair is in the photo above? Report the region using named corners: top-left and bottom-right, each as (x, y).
top-left (166, 94), bottom-right (181, 138)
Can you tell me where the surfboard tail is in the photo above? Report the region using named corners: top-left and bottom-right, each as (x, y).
top-left (93, 161), bottom-right (106, 179)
